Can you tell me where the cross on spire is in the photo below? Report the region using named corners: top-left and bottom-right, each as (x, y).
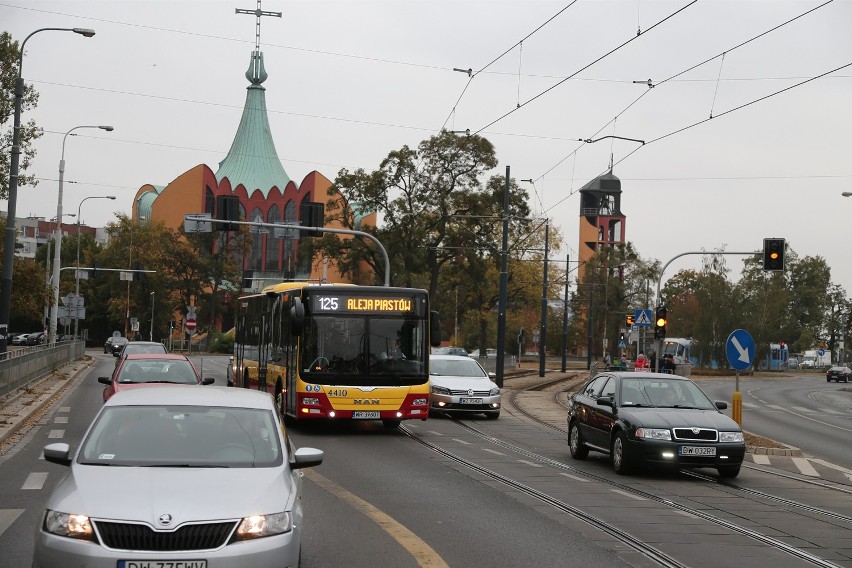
top-left (236, 0), bottom-right (282, 55)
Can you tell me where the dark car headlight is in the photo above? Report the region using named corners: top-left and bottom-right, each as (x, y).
top-left (431, 385), bottom-right (451, 395)
top-left (44, 510), bottom-right (94, 541)
top-left (719, 431), bottom-right (744, 443)
top-left (634, 427), bottom-right (672, 441)
top-left (233, 512), bottom-right (293, 541)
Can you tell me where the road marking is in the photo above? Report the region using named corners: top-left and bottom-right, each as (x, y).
top-left (451, 439), bottom-right (471, 445)
top-left (791, 406), bottom-right (814, 413)
top-left (304, 470), bottom-right (449, 568)
top-left (59, 407), bottom-right (70, 413)
top-left (792, 457), bottom-right (820, 477)
top-left (48, 430), bottom-right (64, 439)
top-left (558, 472), bottom-right (590, 482)
top-left (766, 405), bottom-right (786, 411)
top-left (426, 431), bottom-right (444, 436)
top-left (741, 402), bottom-right (759, 408)
top-left (22, 472), bottom-right (48, 490)
top-left (54, 416), bottom-right (68, 424)
top-left (482, 448), bottom-right (506, 456)
top-left (0, 510), bottom-right (24, 537)
top-left (751, 455), bottom-right (771, 465)
top-left (820, 408), bottom-right (844, 415)
top-left (611, 489), bottom-right (646, 500)
top-left (517, 459), bottom-right (544, 468)
top-left (807, 457), bottom-right (852, 477)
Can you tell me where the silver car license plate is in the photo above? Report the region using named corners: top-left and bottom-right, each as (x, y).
top-left (119, 561), bottom-right (207, 568)
top-left (679, 446), bottom-right (716, 456)
top-left (353, 411), bottom-right (380, 419)
top-left (459, 398), bottom-right (483, 404)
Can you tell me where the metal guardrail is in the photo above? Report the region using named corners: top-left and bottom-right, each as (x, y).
top-left (0, 340), bottom-right (85, 399)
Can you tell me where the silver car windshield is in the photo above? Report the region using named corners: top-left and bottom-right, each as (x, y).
top-left (78, 406), bottom-right (283, 468)
top-left (118, 360), bottom-right (197, 384)
top-left (430, 359), bottom-right (487, 378)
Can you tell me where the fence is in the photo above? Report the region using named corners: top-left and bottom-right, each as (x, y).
top-left (0, 340), bottom-right (85, 399)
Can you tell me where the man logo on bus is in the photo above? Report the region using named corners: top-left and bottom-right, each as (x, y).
top-left (354, 399), bottom-right (380, 405)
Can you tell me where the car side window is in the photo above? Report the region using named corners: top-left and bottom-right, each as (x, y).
top-left (583, 376), bottom-right (608, 397)
top-left (599, 377), bottom-right (616, 398)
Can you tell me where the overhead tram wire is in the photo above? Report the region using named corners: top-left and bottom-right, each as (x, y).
top-left (532, 0), bottom-right (838, 213)
top-left (472, 1), bottom-right (698, 136)
top-left (439, 1), bottom-right (578, 132)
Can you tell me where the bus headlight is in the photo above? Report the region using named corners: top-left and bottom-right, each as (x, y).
top-left (302, 397), bottom-right (320, 405)
top-left (412, 398), bottom-right (427, 406)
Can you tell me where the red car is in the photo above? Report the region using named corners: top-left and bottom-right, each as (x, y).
top-left (98, 354), bottom-right (214, 402)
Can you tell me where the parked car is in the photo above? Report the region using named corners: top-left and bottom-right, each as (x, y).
top-left (99, 353), bottom-right (214, 402)
top-left (432, 346), bottom-right (469, 356)
top-left (103, 336), bottom-right (128, 354)
top-left (825, 366), bottom-right (851, 383)
top-left (567, 371), bottom-right (745, 478)
top-left (11, 333), bottom-right (29, 345)
top-left (34, 386), bottom-right (324, 568)
top-left (26, 331), bottom-right (46, 345)
top-left (429, 354), bottom-right (501, 419)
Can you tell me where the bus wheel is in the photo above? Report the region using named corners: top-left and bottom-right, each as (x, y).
top-left (274, 379), bottom-right (284, 416)
top-left (382, 419), bottom-right (401, 429)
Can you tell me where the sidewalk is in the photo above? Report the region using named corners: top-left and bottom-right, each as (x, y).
top-left (0, 355), bottom-right (95, 447)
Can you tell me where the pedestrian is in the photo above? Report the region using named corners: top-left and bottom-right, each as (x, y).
top-left (635, 353), bottom-right (649, 371)
top-left (604, 352), bottom-right (612, 368)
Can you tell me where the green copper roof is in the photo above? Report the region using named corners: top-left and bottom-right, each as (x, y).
top-left (216, 52), bottom-right (290, 197)
top-left (136, 185), bottom-right (164, 222)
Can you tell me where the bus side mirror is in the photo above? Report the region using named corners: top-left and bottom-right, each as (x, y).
top-left (291, 297), bottom-right (304, 335)
top-left (430, 310), bottom-right (441, 347)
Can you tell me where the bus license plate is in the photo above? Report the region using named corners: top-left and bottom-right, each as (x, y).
top-left (679, 446), bottom-right (716, 456)
top-left (353, 411), bottom-right (380, 419)
top-left (119, 561), bottom-right (207, 568)
top-left (459, 398), bottom-right (482, 404)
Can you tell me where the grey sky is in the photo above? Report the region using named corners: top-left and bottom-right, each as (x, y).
top-left (3, 0), bottom-right (851, 293)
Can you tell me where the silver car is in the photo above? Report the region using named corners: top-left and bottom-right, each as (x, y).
top-left (34, 386), bottom-right (323, 568)
top-left (429, 354), bottom-right (501, 419)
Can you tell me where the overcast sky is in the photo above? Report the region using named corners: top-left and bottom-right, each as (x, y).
top-left (3, 0), bottom-right (852, 296)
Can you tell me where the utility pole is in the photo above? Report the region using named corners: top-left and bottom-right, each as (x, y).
top-left (495, 166), bottom-right (510, 388)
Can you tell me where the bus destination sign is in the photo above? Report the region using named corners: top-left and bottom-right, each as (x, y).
top-left (312, 295), bottom-right (415, 314)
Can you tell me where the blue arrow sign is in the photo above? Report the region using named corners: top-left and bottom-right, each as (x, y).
top-left (634, 309), bottom-right (653, 327)
top-left (726, 329), bottom-right (755, 371)
top-left (818, 348), bottom-right (825, 357)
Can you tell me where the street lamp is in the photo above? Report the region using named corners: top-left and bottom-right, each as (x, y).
top-left (74, 195), bottom-right (116, 339)
top-left (149, 291), bottom-right (155, 342)
top-left (0, 26), bottom-right (96, 353)
top-left (44, 214), bottom-right (75, 329)
top-left (50, 125), bottom-right (114, 344)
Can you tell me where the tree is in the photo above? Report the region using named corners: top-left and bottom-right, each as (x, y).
top-left (0, 217), bottom-right (47, 329)
top-left (1, 32), bottom-right (43, 200)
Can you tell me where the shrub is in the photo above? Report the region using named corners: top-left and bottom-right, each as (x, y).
top-left (208, 332), bottom-right (234, 354)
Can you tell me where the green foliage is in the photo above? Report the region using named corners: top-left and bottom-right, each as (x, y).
top-left (207, 331), bottom-right (234, 354)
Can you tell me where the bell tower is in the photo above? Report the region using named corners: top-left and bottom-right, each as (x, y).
top-left (577, 171), bottom-right (626, 282)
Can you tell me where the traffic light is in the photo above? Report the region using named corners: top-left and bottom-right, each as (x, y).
top-left (518, 328), bottom-right (525, 345)
top-left (763, 238), bottom-right (785, 271)
top-left (216, 195), bottom-right (241, 232)
top-left (625, 313), bottom-right (635, 327)
top-left (654, 306), bottom-right (667, 339)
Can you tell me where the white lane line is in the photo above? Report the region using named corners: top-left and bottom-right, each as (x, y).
top-left (792, 457), bottom-right (820, 477)
top-left (0, 510), bottom-right (24, 537)
top-left (791, 406), bottom-right (814, 413)
top-left (426, 431), bottom-right (444, 436)
top-left (482, 448), bottom-right (506, 456)
top-left (751, 455), bottom-right (771, 465)
top-left (820, 408), bottom-right (844, 415)
top-left (517, 460), bottom-right (544, 468)
top-left (451, 439), bottom-right (471, 445)
top-left (766, 405), bottom-right (786, 411)
top-left (48, 430), bottom-right (64, 439)
top-left (741, 402), bottom-right (759, 408)
top-left (558, 472), bottom-right (590, 482)
top-left (22, 472), bottom-right (48, 490)
top-left (59, 407), bottom-right (70, 413)
top-left (612, 489), bottom-right (647, 500)
top-left (54, 416), bottom-right (68, 424)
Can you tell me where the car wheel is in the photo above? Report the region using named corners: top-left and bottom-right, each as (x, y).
top-left (717, 465), bottom-right (741, 478)
top-left (827, 378), bottom-right (831, 382)
top-left (483, 411), bottom-right (500, 420)
top-left (382, 419), bottom-right (401, 429)
top-left (611, 431), bottom-right (633, 475)
top-left (569, 420), bottom-right (589, 460)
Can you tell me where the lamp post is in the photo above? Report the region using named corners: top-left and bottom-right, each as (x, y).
top-left (149, 291), bottom-right (155, 342)
top-left (44, 214), bottom-right (75, 330)
top-left (74, 195), bottom-right (116, 339)
top-left (49, 125), bottom-right (114, 344)
top-left (0, 26), bottom-right (95, 353)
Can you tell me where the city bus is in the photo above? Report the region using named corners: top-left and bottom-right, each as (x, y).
top-left (232, 282), bottom-right (440, 428)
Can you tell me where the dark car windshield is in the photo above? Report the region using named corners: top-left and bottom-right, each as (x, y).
top-left (621, 377), bottom-right (716, 410)
top-left (119, 359), bottom-right (198, 384)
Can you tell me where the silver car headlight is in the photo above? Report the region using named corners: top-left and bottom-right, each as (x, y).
top-left (233, 512), bottom-right (293, 541)
top-left (489, 386), bottom-right (500, 396)
top-left (431, 385), bottom-right (450, 395)
top-left (719, 431), bottom-right (744, 443)
top-left (44, 510), bottom-right (94, 540)
top-left (634, 427), bottom-right (672, 441)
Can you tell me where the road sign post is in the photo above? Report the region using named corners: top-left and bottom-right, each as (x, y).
top-left (725, 328), bottom-right (755, 426)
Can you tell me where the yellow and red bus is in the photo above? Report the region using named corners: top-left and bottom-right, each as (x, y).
top-left (232, 282), bottom-right (440, 428)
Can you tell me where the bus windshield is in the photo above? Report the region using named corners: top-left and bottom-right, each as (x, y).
top-left (301, 314), bottom-right (427, 386)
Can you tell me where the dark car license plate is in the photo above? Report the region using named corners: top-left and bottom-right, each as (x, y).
top-left (679, 446), bottom-right (716, 456)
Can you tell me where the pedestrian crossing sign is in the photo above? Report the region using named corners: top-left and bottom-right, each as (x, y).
top-left (634, 309), bottom-right (653, 327)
